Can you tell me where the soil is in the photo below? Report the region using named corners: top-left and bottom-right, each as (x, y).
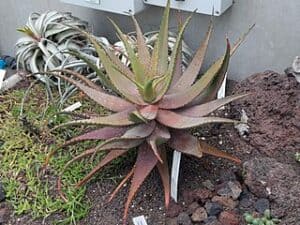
top-left (2, 71), bottom-right (300, 225)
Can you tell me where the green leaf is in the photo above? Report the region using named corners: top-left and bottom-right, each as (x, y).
top-left (131, 15), bottom-right (151, 70)
top-left (109, 18), bottom-right (146, 85)
top-left (150, 0), bottom-right (171, 76)
top-left (143, 79), bottom-right (157, 103)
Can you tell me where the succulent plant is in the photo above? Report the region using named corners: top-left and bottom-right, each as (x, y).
top-left (42, 1), bottom-right (252, 223)
top-left (244, 210), bottom-right (280, 225)
top-left (15, 11), bottom-right (90, 99)
top-left (15, 10), bottom-right (193, 104)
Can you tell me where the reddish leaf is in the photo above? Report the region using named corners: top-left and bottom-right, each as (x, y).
top-left (169, 39), bottom-right (182, 89)
top-left (168, 130), bottom-right (203, 158)
top-left (177, 94), bottom-right (249, 117)
top-left (123, 143), bottom-right (158, 224)
top-left (37, 71), bottom-right (133, 112)
top-left (159, 40), bottom-right (231, 109)
top-left (63, 147), bottom-right (97, 170)
top-left (108, 168), bottom-right (134, 203)
top-left (52, 109), bottom-right (135, 131)
top-left (157, 109), bottom-right (238, 129)
top-left (139, 104), bottom-right (159, 120)
top-left (63, 127), bottom-right (128, 146)
top-left (199, 141), bottom-right (241, 164)
top-left (154, 12), bottom-right (193, 102)
top-left (80, 29), bottom-right (146, 105)
top-left (147, 125), bottom-right (170, 163)
top-left (168, 131), bottom-right (241, 164)
top-left (156, 147), bottom-right (170, 208)
top-left (169, 21), bottom-right (213, 93)
top-left (51, 69), bottom-right (102, 91)
top-left (76, 150), bottom-right (128, 187)
top-left (230, 24), bottom-right (255, 56)
top-left (98, 122), bottom-right (156, 150)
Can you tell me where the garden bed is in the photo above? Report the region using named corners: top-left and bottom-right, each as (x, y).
top-left (0, 70), bottom-right (299, 225)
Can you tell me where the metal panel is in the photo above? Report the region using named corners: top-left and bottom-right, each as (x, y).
top-left (143, 0), bottom-right (233, 16)
top-left (61, 0), bottom-right (146, 15)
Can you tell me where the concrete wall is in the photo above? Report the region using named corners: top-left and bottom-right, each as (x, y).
top-left (0, 0), bottom-right (299, 80)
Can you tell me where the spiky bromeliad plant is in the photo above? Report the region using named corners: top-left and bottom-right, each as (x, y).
top-left (44, 1), bottom-right (252, 223)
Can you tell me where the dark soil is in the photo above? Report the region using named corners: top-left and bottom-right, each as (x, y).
top-left (2, 71), bottom-right (300, 225)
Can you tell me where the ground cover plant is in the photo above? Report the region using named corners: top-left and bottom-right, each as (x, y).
top-left (39, 1), bottom-right (252, 224)
top-left (0, 85), bottom-right (134, 224)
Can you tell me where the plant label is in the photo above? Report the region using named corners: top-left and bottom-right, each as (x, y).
top-left (133, 215), bottom-right (148, 225)
top-left (171, 150), bottom-right (182, 202)
top-left (62, 102), bottom-right (82, 112)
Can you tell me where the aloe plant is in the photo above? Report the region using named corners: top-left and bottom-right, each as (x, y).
top-left (42, 1), bottom-right (252, 223)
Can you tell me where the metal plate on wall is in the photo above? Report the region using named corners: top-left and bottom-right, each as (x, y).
top-left (61, 0), bottom-right (147, 15)
top-left (143, 0), bottom-right (233, 16)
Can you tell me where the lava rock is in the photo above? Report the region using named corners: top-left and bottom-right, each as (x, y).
top-left (211, 196), bottom-right (238, 210)
top-left (254, 198), bottom-right (270, 214)
top-left (191, 207), bottom-right (207, 222)
top-left (193, 188), bottom-right (213, 203)
top-left (243, 157), bottom-right (300, 224)
top-left (217, 181), bottom-right (242, 200)
top-left (165, 217), bottom-right (177, 225)
top-left (177, 212), bottom-right (192, 225)
top-left (219, 169), bottom-right (237, 183)
top-left (218, 211), bottom-right (240, 225)
top-left (0, 183), bottom-right (5, 202)
top-left (166, 201), bottom-right (183, 218)
top-left (0, 207), bottom-right (8, 224)
top-left (202, 180), bottom-right (215, 191)
top-left (204, 216), bottom-right (222, 225)
top-left (238, 189), bottom-right (254, 209)
top-left (186, 202), bottom-right (200, 215)
top-left (182, 190), bottom-right (195, 205)
top-left (205, 202), bottom-right (223, 216)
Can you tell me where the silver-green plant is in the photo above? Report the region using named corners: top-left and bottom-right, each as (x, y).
top-left (15, 11), bottom-right (89, 99)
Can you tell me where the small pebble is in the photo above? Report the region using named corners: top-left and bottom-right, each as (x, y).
top-left (191, 207), bottom-right (207, 222)
top-left (177, 212), bottom-right (192, 225)
top-left (202, 179), bottom-right (215, 191)
top-left (254, 198), bottom-right (270, 214)
top-left (205, 201), bottom-right (223, 216)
